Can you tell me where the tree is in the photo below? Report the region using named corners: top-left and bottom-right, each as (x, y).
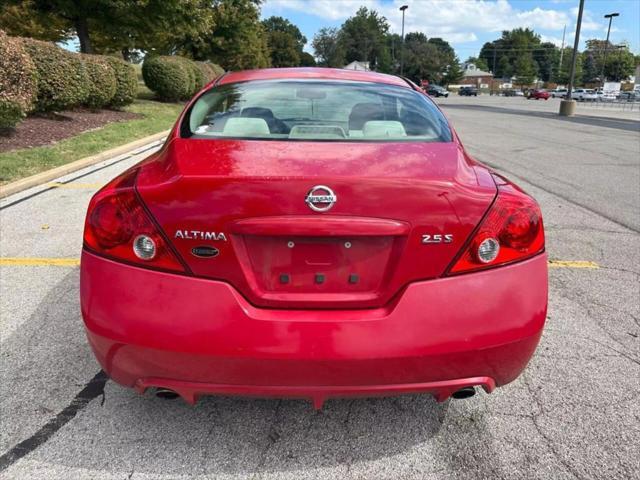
top-left (442, 59), bottom-right (464, 86)
top-left (0, 1), bottom-right (71, 43)
top-left (479, 28), bottom-right (548, 80)
top-left (581, 53), bottom-right (598, 83)
top-left (427, 37), bottom-right (459, 81)
top-left (262, 16), bottom-right (308, 67)
top-left (339, 7), bottom-right (391, 71)
top-left (465, 56), bottom-right (489, 72)
top-left (179, 0), bottom-right (271, 70)
top-left (497, 55), bottom-right (512, 78)
top-left (312, 28), bottom-right (345, 67)
top-left (514, 53), bottom-right (537, 87)
top-left (265, 30), bottom-right (300, 67)
top-left (300, 52), bottom-right (316, 67)
top-left (262, 16), bottom-right (306, 51)
top-left (555, 48), bottom-right (582, 85)
top-left (533, 42), bottom-right (559, 82)
top-left (1, 0), bottom-right (216, 58)
top-left (402, 32), bottom-right (440, 84)
top-left (604, 49), bottom-right (636, 82)
top-left (386, 33), bottom-right (402, 71)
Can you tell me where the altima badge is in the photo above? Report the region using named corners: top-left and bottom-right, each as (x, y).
top-left (306, 185), bottom-right (336, 212)
top-left (175, 230), bottom-right (227, 241)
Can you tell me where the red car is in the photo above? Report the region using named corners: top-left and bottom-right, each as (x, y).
top-left (529, 89), bottom-right (550, 100)
top-left (81, 68), bottom-right (547, 409)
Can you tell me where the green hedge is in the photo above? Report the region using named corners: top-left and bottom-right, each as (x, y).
top-left (0, 30), bottom-right (37, 128)
top-left (142, 55), bottom-right (223, 102)
top-left (0, 33), bottom-right (138, 128)
top-left (82, 54), bottom-right (117, 109)
top-left (104, 57), bottom-right (137, 107)
top-left (22, 37), bottom-right (90, 112)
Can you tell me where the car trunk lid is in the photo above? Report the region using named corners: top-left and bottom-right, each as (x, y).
top-left (136, 138), bottom-right (496, 309)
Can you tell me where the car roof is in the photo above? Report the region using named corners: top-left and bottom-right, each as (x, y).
top-left (217, 67), bottom-right (411, 89)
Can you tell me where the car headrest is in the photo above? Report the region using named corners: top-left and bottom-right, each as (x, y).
top-left (348, 102), bottom-right (385, 131)
top-left (362, 121), bottom-right (406, 138)
top-left (221, 117), bottom-right (270, 137)
top-left (241, 107), bottom-right (275, 119)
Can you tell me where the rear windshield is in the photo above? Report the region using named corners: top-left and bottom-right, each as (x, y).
top-left (182, 80), bottom-right (452, 142)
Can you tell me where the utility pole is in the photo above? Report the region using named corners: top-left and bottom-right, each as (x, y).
top-left (600, 12), bottom-right (620, 89)
top-left (492, 46), bottom-right (497, 95)
top-left (492, 46), bottom-right (497, 74)
top-left (558, 25), bottom-right (566, 82)
top-left (399, 5), bottom-right (408, 76)
top-left (559, 0), bottom-right (584, 116)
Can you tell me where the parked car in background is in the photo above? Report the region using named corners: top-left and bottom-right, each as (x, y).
top-left (503, 89), bottom-right (518, 97)
top-left (571, 89), bottom-right (597, 101)
top-left (426, 85), bottom-right (449, 97)
top-left (459, 86), bottom-right (478, 96)
top-left (595, 89), bottom-right (617, 102)
top-left (550, 88), bottom-right (567, 98)
top-left (618, 91), bottom-right (638, 101)
top-left (528, 89), bottom-right (550, 100)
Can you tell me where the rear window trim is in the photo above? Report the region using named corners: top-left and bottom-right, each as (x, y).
top-left (179, 78), bottom-right (454, 144)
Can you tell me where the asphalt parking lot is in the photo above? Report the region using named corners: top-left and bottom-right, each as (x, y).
top-left (1, 95), bottom-right (638, 479)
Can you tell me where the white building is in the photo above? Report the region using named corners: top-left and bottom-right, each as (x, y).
top-left (343, 61), bottom-right (370, 71)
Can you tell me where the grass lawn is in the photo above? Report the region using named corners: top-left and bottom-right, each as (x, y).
top-left (0, 100), bottom-right (184, 185)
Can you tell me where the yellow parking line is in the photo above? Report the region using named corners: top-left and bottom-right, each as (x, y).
top-left (47, 182), bottom-right (103, 189)
top-left (548, 260), bottom-right (599, 269)
top-left (0, 258), bottom-right (80, 267)
top-left (0, 257), bottom-right (600, 270)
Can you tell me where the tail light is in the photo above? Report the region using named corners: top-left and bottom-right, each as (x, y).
top-left (447, 177), bottom-right (544, 274)
top-left (83, 169), bottom-right (187, 273)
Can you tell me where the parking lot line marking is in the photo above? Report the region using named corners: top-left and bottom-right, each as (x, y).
top-left (47, 182), bottom-right (103, 189)
top-left (0, 258), bottom-right (80, 267)
top-left (548, 260), bottom-right (599, 269)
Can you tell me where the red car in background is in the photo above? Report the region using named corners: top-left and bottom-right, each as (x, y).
top-left (529, 89), bottom-right (550, 100)
top-left (81, 68), bottom-right (547, 409)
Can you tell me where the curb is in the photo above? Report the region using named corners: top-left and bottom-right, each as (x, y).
top-left (0, 130), bottom-right (169, 200)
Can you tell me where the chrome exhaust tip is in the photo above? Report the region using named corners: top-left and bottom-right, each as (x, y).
top-left (451, 387), bottom-right (476, 400)
top-left (155, 387), bottom-right (179, 400)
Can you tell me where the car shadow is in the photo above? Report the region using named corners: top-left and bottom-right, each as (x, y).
top-left (442, 103), bottom-right (640, 132)
top-left (3, 268), bottom-right (502, 478)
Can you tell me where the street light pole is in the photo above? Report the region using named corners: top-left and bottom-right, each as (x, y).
top-left (399, 5), bottom-right (408, 76)
top-left (559, 0), bottom-right (584, 116)
top-left (557, 24), bottom-right (566, 81)
top-left (600, 12), bottom-right (619, 89)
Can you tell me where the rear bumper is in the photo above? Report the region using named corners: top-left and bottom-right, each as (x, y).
top-left (81, 251), bottom-right (548, 407)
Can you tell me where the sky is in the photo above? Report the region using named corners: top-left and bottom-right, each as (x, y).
top-left (261, 0), bottom-right (640, 60)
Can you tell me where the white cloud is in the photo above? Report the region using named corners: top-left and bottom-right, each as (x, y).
top-left (539, 34), bottom-right (565, 47)
top-left (264, 0), bottom-right (583, 45)
top-left (264, 0), bottom-right (382, 21)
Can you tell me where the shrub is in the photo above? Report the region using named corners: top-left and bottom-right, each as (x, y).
top-left (82, 54), bottom-right (117, 109)
top-left (195, 61), bottom-right (224, 84)
top-left (142, 55), bottom-right (191, 101)
top-left (187, 59), bottom-right (205, 93)
top-left (142, 56), bottom-right (223, 101)
top-left (178, 57), bottom-right (198, 96)
top-left (0, 100), bottom-right (24, 130)
top-left (22, 37), bottom-right (90, 112)
top-left (0, 30), bottom-right (37, 128)
top-left (210, 63), bottom-right (225, 78)
top-left (103, 57), bottom-right (137, 108)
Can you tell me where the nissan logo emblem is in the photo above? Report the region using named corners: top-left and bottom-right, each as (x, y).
top-left (305, 185), bottom-right (337, 212)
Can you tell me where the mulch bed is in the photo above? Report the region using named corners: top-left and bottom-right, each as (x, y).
top-left (0, 108), bottom-right (141, 153)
